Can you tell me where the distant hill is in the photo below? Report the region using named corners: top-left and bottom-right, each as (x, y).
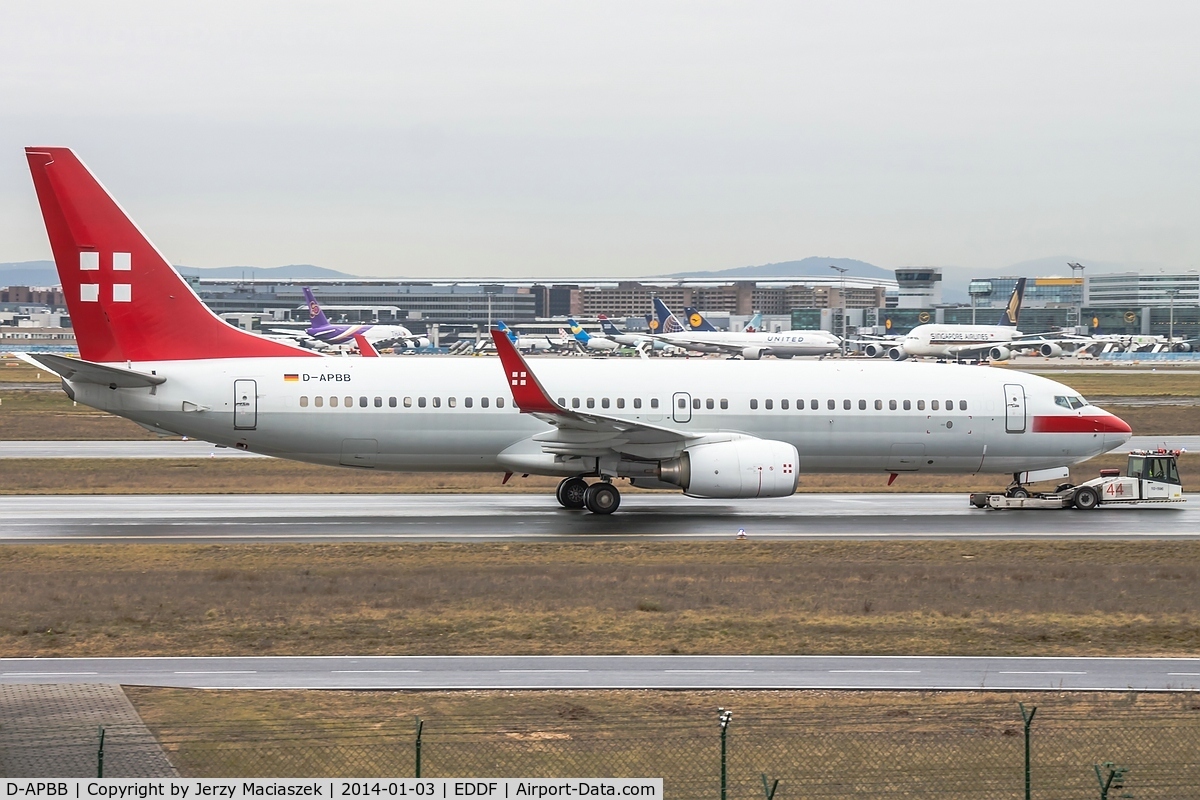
top-left (175, 264), bottom-right (357, 280)
top-left (667, 257), bottom-right (894, 281)
top-left (0, 261), bottom-right (57, 286)
top-left (1, 261), bottom-right (358, 287)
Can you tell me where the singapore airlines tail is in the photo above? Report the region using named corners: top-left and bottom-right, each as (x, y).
top-left (25, 147), bottom-right (313, 363)
top-left (998, 278), bottom-right (1028, 327)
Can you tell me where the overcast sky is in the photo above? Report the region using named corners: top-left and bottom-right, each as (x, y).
top-left (2, 1), bottom-right (1198, 277)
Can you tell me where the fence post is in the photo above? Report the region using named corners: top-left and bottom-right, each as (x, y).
top-left (414, 716), bottom-right (424, 779)
top-left (718, 709), bottom-right (732, 800)
top-left (97, 725), bottom-right (106, 778)
top-left (1019, 703), bottom-right (1037, 800)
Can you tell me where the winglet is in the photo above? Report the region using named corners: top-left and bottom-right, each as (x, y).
top-left (490, 328), bottom-right (561, 414)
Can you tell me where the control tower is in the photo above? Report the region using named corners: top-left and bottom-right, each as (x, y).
top-left (894, 268), bottom-right (942, 308)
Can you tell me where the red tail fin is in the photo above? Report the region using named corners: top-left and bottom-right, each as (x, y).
top-left (25, 147), bottom-right (316, 362)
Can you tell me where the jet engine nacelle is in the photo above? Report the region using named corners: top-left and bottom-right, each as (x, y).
top-left (989, 346), bottom-right (1012, 361)
top-left (741, 347), bottom-right (765, 360)
top-left (1174, 342), bottom-right (1194, 352)
top-left (1038, 342), bottom-right (1063, 358)
top-left (887, 346), bottom-right (909, 361)
top-left (863, 343), bottom-right (887, 358)
top-left (658, 438), bottom-right (799, 499)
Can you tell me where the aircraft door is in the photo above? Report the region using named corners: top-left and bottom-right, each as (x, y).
top-left (1003, 384), bottom-right (1026, 433)
top-left (673, 392), bottom-right (692, 423)
top-left (233, 379), bottom-right (257, 430)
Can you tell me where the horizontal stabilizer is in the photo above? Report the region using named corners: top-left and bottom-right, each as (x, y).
top-left (16, 352), bottom-right (165, 388)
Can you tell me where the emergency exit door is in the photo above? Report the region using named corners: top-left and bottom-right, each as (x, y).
top-left (1003, 383), bottom-right (1026, 433)
top-left (234, 379), bottom-right (257, 430)
top-left (673, 392), bottom-right (692, 423)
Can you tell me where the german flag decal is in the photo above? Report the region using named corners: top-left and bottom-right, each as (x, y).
top-left (284, 374), bottom-right (299, 382)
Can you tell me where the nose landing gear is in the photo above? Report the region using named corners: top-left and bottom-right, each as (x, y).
top-left (555, 477), bottom-right (622, 514)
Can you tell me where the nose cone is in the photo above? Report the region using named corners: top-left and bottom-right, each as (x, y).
top-left (1103, 410), bottom-right (1133, 451)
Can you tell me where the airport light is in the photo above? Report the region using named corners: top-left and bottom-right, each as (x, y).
top-left (830, 266), bottom-right (849, 357)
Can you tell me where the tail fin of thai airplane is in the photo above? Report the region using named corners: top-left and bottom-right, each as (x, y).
top-left (683, 307), bottom-right (719, 332)
top-left (598, 315), bottom-right (624, 337)
top-left (742, 312), bottom-right (763, 333)
top-left (25, 147), bottom-right (314, 363)
top-left (302, 287), bottom-right (333, 330)
top-left (997, 278), bottom-right (1027, 327)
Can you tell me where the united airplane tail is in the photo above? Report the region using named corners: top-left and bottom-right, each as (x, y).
top-left (998, 278), bottom-right (1028, 327)
top-left (25, 147), bottom-right (313, 362)
top-left (302, 287), bottom-right (333, 329)
top-left (652, 297), bottom-right (684, 334)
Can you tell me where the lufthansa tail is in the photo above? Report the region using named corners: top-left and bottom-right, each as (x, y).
top-left (683, 307), bottom-right (719, 332)
top-left (25, 147), bottom-right (314, 363)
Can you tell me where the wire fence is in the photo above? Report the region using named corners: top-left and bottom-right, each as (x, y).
top-left (4, 702), bottom-right (1200, 797)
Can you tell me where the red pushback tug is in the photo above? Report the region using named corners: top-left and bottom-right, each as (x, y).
top-left (971, 449), bottom-right (1186, 510)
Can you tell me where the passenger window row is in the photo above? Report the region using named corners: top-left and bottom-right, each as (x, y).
top-left (749, 398), bottom-right (969, 411)
top-left (557, 397), bottom-right (664, 410)
top-left (299, 396), bottom-right (507, 409)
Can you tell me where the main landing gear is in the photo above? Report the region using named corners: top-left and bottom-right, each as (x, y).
top-left (555, 477), bottom-right (622, 515)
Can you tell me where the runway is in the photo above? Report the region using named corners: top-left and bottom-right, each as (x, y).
top-left (0, 492), bottom-right (1193, 542)
top-left (1, 655), bottom-right (1197, 691)
top-left (1, 435), bottom-right (1196, 459)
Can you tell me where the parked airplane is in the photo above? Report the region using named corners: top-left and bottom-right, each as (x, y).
top-left (597, 316), bottom-right (672, 352)
top-left (651, 298), bottom-right (841, 359)
top-left (271, 287), bottom-right (428, 350)
top-left (866, 279), bottom-right (1085, 362)
top-left (567, 319), bottom-right (621, 352)
top-left (20, 146), bottom-right (1131, 514)
top-left (480, 321), bottom-right (574, 353)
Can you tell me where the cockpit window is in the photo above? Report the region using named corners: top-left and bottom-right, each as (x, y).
top-left (1056, 395), bottom-right (1088, 410)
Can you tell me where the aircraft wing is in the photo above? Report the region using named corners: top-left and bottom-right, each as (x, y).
top-left (491, 329), bottom-right (700, 459)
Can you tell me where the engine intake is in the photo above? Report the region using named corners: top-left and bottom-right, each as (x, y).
top-left (1038, 342), bottom-right (1062, 358)
top-left (887, 346), bottom-right (908, 361)
top-left (989, 345), bottom-right (1011, 361)
top-left (659, 438), bottom-right (799, 499)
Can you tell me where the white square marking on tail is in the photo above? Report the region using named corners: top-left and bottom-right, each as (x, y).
top-left (80, 252), bottom-right (99, 271)
top-left (112, 252), bottom-right (131, 271)
top-left (80, 284), bottom-right (99, 302)
top-left (112, 284), bottom-right (132, 302)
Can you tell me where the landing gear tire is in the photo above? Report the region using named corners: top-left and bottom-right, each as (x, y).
top-left (1073, 486), bottom-right (1100, 510)
top-left (584, 482), bottom-right (621, 515)
top-left (1006, 487), bottom-right (1030, 499)
top-left (556, 477), bottom-right (589, 509)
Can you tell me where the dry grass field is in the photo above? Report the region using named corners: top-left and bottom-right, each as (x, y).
top-left (4, 541), bottom-right (1200, 658)
top-left (121, 688), bottom-right (1200, 791)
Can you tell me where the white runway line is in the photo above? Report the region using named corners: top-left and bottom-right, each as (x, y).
top-left (172, 670), bottom-right (257, 675)
top-left (2, 671), bottom-right (98, 676)
top-left (828, 669), bottom-right (921, 674)
top-left (997, 671), bottom-right (1086, 675)
top-left (331, 670), bottom-right (423, 674)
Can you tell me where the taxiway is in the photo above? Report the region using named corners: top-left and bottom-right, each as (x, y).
top-left (1, 655), bottom-right (1197, 691)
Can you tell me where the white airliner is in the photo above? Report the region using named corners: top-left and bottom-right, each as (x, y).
top-left (19, 147), bottom-right (1131, 514)
top-left (650, 299), bottom-right (841, 359)
top-left (865, 279), bottom-right (1086, 362)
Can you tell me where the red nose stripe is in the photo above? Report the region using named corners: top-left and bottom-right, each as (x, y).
top-left (1032, 415), bottom-right (1132, 434)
